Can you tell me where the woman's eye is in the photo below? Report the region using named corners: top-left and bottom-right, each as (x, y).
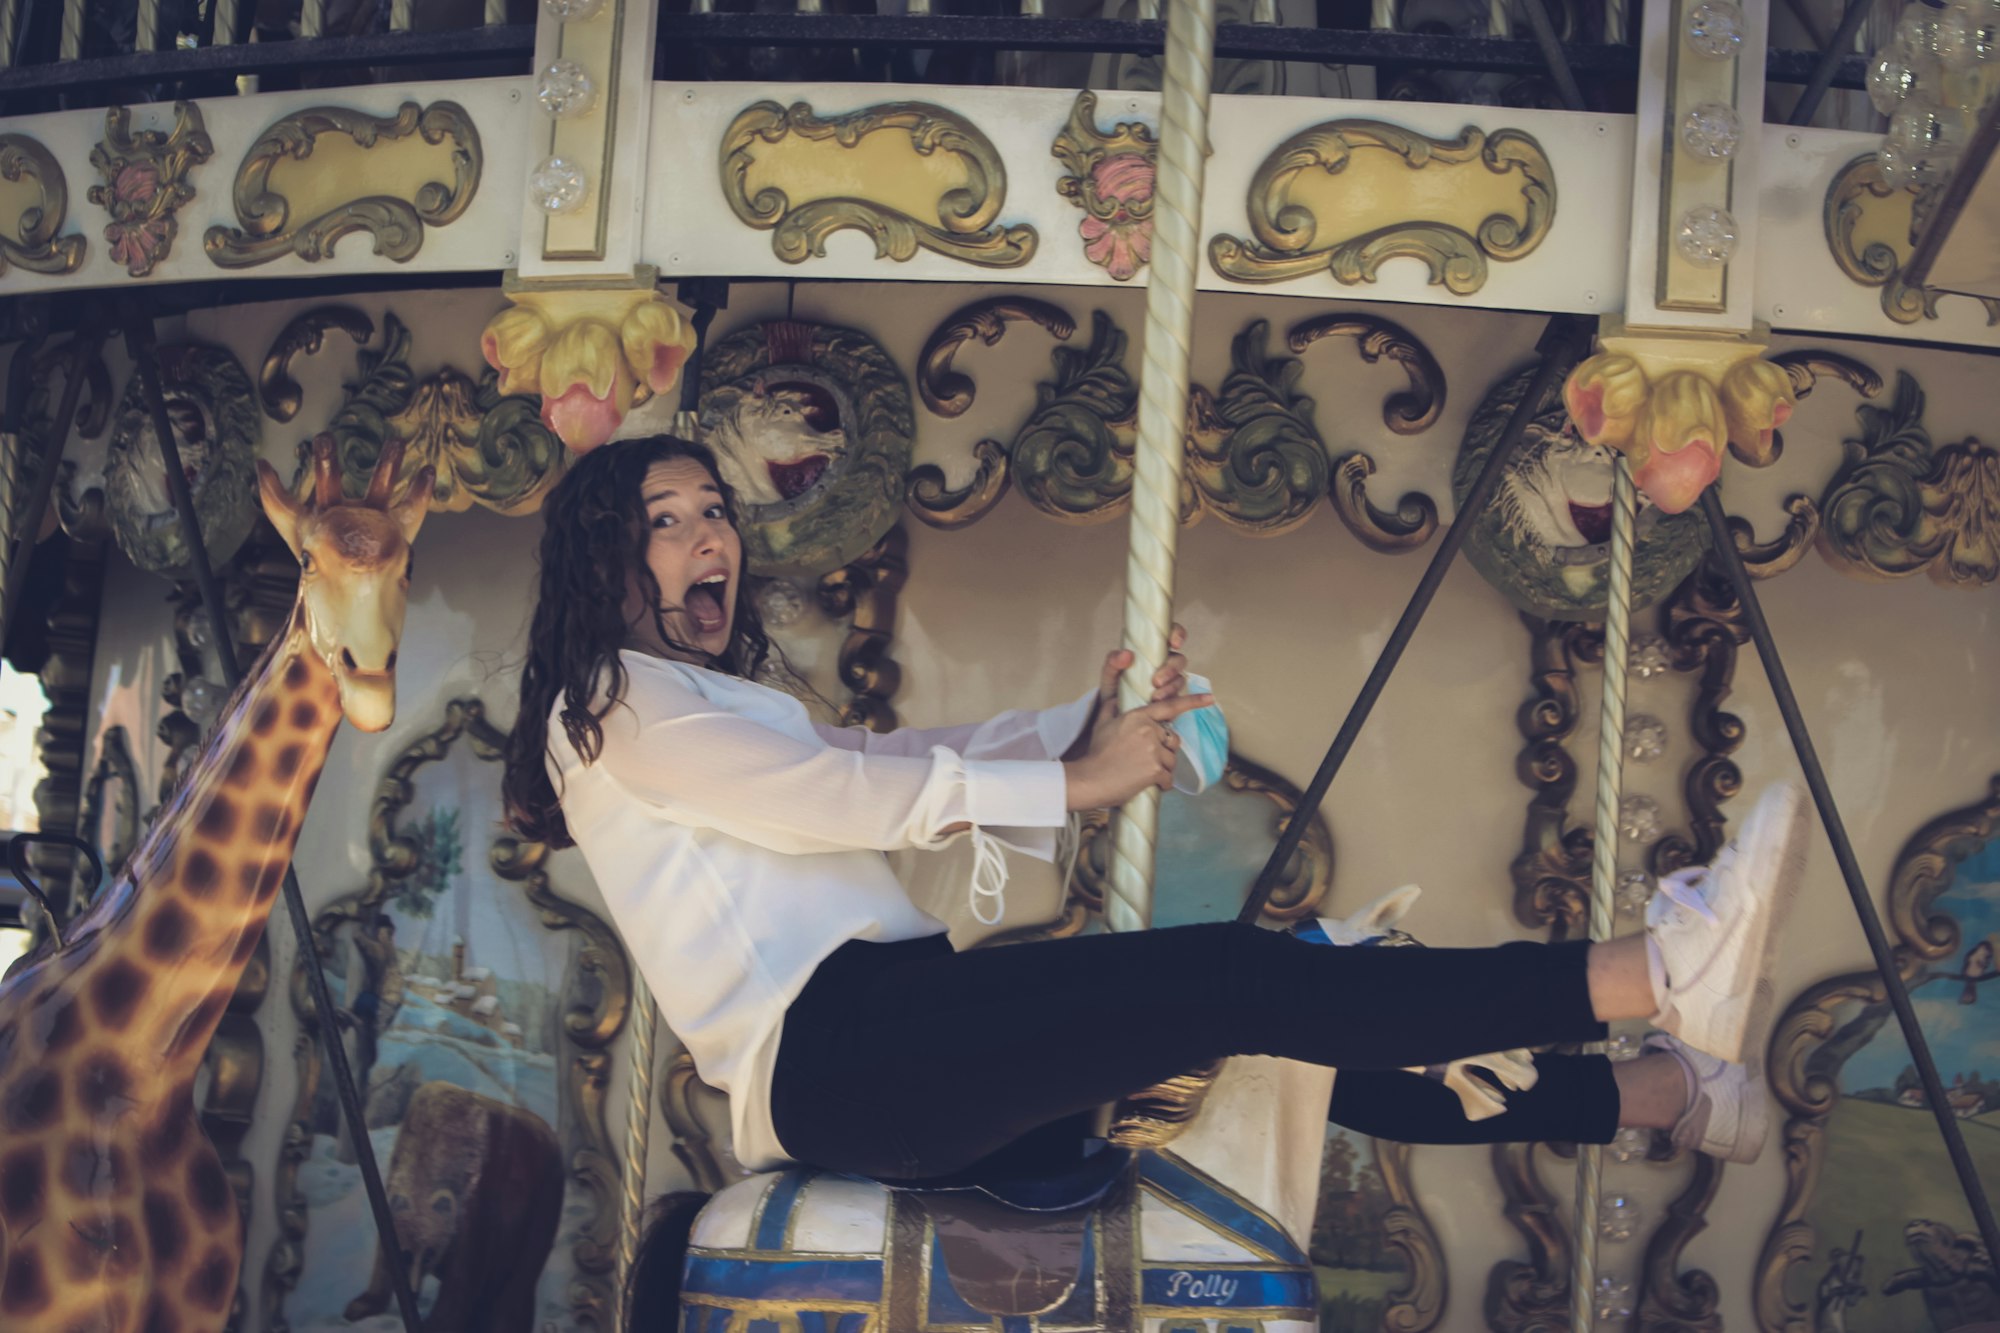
top-left (651, 513), bottom-right (675, 529)
top-left (705, 505), bottom-right (726, 519)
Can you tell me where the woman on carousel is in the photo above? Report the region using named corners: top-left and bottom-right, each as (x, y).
top-left (502, 434), bottom-right (1807, 1322)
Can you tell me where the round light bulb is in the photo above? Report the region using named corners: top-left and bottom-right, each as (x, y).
top-left (536, 58), bottom-right (598, 118)
top-left (1939, 0), bottom-right (2000, 69)
top-left (529, 156), bottom-right (589, 214)
top-left (1599, 1194), bottom-right (1642, 1242)
top-left (1675, 204), bottom-right (1740, 268)
top-left (1889, 97), bottom-right (1972, 161)
top-left (755, 578), bottom-right (808, 629)
top-left (541, 0), bottom-right (604, 19)
top-left (1685, 0), bottom-right (1745, 59)
top-left (1595, 1276), bottom-right (1636, 1323)
top-left (1680, 101), bottom-right (1743, 159)
top-left (1619, 794), bottom-right (1665, 845)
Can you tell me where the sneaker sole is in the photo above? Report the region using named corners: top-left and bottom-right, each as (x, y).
top-left (1728, 1056), bottom-right (1773, 1166)
top-left (1691, 784), bottom-right (1810, 1064)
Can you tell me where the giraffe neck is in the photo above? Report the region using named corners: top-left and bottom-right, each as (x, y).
top-left (63, 607), bottom-right (344, 1083)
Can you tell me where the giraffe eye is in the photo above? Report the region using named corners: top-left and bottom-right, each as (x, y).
top-left (300, 550), bottom-right (316, 576)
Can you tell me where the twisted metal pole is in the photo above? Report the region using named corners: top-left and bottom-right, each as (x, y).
top-left (1569, 454), bottom-right (1637, 1332)
top-left (613, 976), bottom-right (660, 1323)
top-left (1107, 0), bottom-right (1215, 935)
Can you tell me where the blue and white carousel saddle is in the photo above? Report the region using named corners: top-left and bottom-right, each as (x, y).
top-left (679, 1148), bottom-right (1318, 1332)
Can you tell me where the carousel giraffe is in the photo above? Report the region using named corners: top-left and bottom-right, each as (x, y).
top-left (0, 435), bottom-right (433, 1333)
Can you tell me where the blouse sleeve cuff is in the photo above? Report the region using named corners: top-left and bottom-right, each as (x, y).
top-left (961, 757), bottom-right (1070, 831)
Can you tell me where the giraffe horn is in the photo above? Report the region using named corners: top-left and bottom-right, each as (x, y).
top-left (365, 438), bottom-right (406, 507)
top-left (312, 434), bottom-right (342, 509)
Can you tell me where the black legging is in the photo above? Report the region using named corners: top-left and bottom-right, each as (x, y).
top-left (769, 922), bottom-right (1619, 1180)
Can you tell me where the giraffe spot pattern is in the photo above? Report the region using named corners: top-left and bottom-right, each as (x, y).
top-left (186, 1244), bottom-right (235, 1311)
top-left (141, 1106), bottom-right (191, 1161)
top-left (3, 1066), bottom-right (60, 1131)
top-left (60, 1138), bottom-right (129, 1200)
top-left (285, 655), bottom-right (311, 688)
top-left (188, 1152), bottom-right (231, 1222)
top-left (89, 958), bottom-right (149, 1028)
top-left (32, 987), bottom-right (83, 1053)
top-left (274, 742), bottom-right (306, 782)
top-left (228, 744), bottom-right (259, 784)
top-left (144, 1188), bottom-right (188, 1268)
top-left (1, 1247), bottom-right (50, 1314)
top-left (75, 1052), bottom-right (134, 1117)
top-left (195, 795), bottom-right (238, 840)
top-left (231, 925), bottom-right (264, 966)
top-left (182, 848), bottom-right (222, 899)
top-left (165, 992), bottom-right (232, 1062)
top-left (144, 901), bottom-right (194, 960)
top-left (0, 1147), bottom-right (45, 1219)
top-left (252, 805), bottom-right (293, 841)
top-left (251, 699), bottom-right (281, 736)
top-left (61, 1209), bottom-right (139, 1280)
top-left (141, 1296), bottom-right (181, 1333)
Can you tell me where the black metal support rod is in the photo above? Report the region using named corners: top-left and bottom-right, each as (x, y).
top-left (1788, 0), bottom-right (1875, 126)
top-left (124, 315), bottom-right (425, 1333)
top-left (1517, 0), bottom-right (1587, 111)
top-left (0, 334), bottom-right (92, 658)
top-left (1696, 486), bottom-right (2000, 1272)
top-left (1238, 315), bottom-right (1589, 924)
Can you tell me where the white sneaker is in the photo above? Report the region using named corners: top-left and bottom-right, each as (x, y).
top-left (1646, 1034), bottom-right (1769, 1165)
top-left (1645, 782), bottom-right (1809, 1064)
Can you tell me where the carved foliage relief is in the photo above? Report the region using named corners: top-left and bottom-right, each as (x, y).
top-left (0, 132), bottom-right (87, 275)
top-left (89, 101), bottom-right (213, 278)
top-left (1824, 153), bottom-right (2000, 328)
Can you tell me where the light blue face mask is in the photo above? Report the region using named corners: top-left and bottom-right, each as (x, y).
top-left (1171, 673), bottom-right (1228, 794)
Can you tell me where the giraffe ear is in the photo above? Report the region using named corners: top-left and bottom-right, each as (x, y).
top-left (257, 460), bottom-right (302, 556)
top-left (392, 465), bottom-right (436, 545)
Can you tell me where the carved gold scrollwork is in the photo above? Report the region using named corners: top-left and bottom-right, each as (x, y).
top-left (1634, 1153), bottom-right (1724, 1333)
top-left (720, 100), bottom-right (1036, 268)
top-left (1286, 311), bottom-right (1445, 434)
top-left (1209, 121), bottom-right (1555, 293)
top-left (1510, 614), bottom-right (1600, 938)
top-left (1329, 451), bottom-right (1439, 554)
top-left (662, 1050), bottom-right (746, 1195)
top-left (1485, 1141), bottom-right (1573, 1332)
top-left (916, 296), bottom-right (1076, 418)
top-left (814, 525), bottom-right (907, 731)
top-left (204, 101), bottom-right (481, 268)
top-left (1755, 776), bottom-right (2000, 1333)
top-left (1052, 90), bottom-right (1157, 282)
top-left (906, 436), bottom-right (1013, 530)
top-left (1819, 371), bottom-right (2000, 587)
top-left (1729, 493), bottom-right (1821, 581)
top-left (1824, 153), bottom-right (2000, 327)
top-left (0, 133), bottom-right (86, 275)
top-left (291, 311), bottom-right (565, 516)
top-left (1378, 1138), bottom-right (1447, 1333)
top-left (1650, 566), bottom-right (1747, 878)
top-left (1011, 309), bottom-right (1138, 523)
top-left (259, 305), bottom-right (374, 422)
top-left (88, 101), bottom-right (213, 278)
top-left (1184, 320), bottom-right (1326, 536)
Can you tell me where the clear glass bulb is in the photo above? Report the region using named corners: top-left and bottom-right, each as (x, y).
top-left (1939, 0), bottom-right (2000, 69)
top-left (529, 156), bottom-right (589, 214)
top-left (1619, 795), bottom-right (1664, 845)
top-left (1625, 714), bottom-right (1669, 763)
top-left (1616, 871), bottom-right (1654, 915)
top-left (755, 578), bottom-right (807, 629)
top-left (1607, 1031), bottom-right (1643, 1061)
top-left (1889, 98), bottom-right (1972, 161)
top-left (1608, 1126), bottom-right (1650, 1164)
top-left (1628, 634), bottom-right (1671, 679)
top-left (1599, 1194), bottom-right (1642, 1242)
top-left (1675, 204), bottom-right (1740, 268)
top-left (541, 0), bottom-right (605, 18)
top-left (1596, 1276), bottom-right (1636, 1322)
top-left (1680, 101), bottom-right (1743, 159)
top-left (1685, 0), bottom-right (1746, 59)
top-left (181, 677), bottom-right (223, 726)
top-left (1897, 3), bottom-right (1951, 64)
top-left (1875, 138), bottom-right (1957, 190)
top-left (536, 58), bottom-right (598, 118)
top-left (1869, 46), bottom-right (1942, 115)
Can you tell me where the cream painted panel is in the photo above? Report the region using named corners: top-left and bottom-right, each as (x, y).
top-left (1755, 124), bottom-right (2000, 349)
top-left (652, 83), bottom-right (1631, 313)
top-left (0, 78), bottom-right (529, 295)
top-left (44, 283), bottom-right (2000, 1332)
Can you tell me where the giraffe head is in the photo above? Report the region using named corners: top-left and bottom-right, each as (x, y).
top-left (255, 435), bottom-right (434, 733)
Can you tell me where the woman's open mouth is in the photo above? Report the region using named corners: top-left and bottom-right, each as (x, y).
top-left (685, 573), bottom-right (730, 634)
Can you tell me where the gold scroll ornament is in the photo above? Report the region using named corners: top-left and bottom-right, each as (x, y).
top-left (204, 101), bottom-right (481, 268)
top-left (1209, 120), bottom-right (1555, 293)
top-left (720, 100), bottom-right (1036, 268)
top-left (0, 132), bottom-right (86, 275)
top-left (1825, 152), bottom-right (2000, 327)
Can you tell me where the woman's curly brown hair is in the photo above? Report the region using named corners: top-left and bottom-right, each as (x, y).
top-left (504, 434), bottom-right (770, 847)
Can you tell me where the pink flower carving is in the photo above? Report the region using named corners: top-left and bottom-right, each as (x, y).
top-left (1078, 152), bottom-right (1155, 281)
top-left (113, 163), bottom-right (160, 205)
top-left (540, 380), bottom-right (626, 453)
top-left (106, 220), bottom-right (167, 275)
